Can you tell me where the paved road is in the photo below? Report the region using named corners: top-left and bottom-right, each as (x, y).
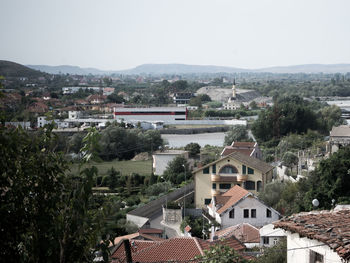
top-left (149, 212), bottom-right (179, 238)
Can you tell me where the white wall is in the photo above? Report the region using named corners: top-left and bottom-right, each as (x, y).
top-left (153, 152), bottom-right (188, 175)
top-left (126, 214), bottom-right (149, 228)
top-left (286, 231), bottom-right (342, 263)
top-left (218, 196), bottom-right (280, 228)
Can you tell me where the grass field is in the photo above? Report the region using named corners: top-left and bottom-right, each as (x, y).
top-left (69, 159), bottom-right (153, 176)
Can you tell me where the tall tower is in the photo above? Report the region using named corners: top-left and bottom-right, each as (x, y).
top-left (232, 78), bottom-right (236, 99)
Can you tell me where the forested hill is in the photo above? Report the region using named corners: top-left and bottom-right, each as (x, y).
top-left (0, 60), bottom-right (48, 78)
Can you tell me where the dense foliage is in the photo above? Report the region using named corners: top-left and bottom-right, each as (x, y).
top-left (224, 125), bottom-right (251, 146)
top-left (252, 95), bottom-right (343, 142)
top-left (0, 126), bottom-right (104, 263)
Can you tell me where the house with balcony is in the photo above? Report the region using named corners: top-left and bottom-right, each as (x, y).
top-left (208, 185), bottom-right (280, 228)
top-left (193, 151), bottom-right (274, 208)
top-left (221, 141), bottom-right (262, 159)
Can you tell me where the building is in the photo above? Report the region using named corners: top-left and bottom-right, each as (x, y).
top-left (221, 141), bottom-right (262, 159)
top-left (274, 208), bottom-right (350, 263)
top-left (111, 236), bottom-right (246, 263)
top-left (213, 223), bottom-right (260, 248)
top-left (152, 150), bottom-right (189, 175)
top-left (103, 87), bottom-right (115, 96)
top-left (172, 92), bottom-right (195, 104)
top-left (329, 125), bottom-right (350, 153)
top-left (208, 185), bottom-right (280, 228)
top-left (193, 152), bottom-right (274, 208)
top-left (259, 223), bottom-right (286, 247)
top-left (114, 107), bottom-right (187, 123)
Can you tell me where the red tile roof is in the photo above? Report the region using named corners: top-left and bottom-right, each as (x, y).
top-left (111, 236), bottom-right (247, 263)
top-left (231, 142), bottom-right (256, 147)
top-left (216, 185), bottom-right (250, 214)
top-left (274, 209), bottom-right (350, 261)
top-left (138, 228), bottom-right (163, 235)
top-left (214, 223), bottom-right (260, 243)
top-left (221, 147), bottom-right (254, 157)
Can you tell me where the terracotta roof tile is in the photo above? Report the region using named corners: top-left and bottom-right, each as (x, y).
top-left (138, 228), bottom-right (163, 235)
top-left (215, 223), bottom-right (260, 243)
top-left (111, 236), bottom-right (247, 263)
top-left (274, 209), bottom-right (350, 261)
top-left (222, 147), bottom-right (254, 157)
top-left (231, 142), bottom-right (256, 147)
top-left (216, 185), bottom-right (249, 214)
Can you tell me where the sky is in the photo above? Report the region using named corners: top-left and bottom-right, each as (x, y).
top-left (1, 0), bottom-right (350, 70)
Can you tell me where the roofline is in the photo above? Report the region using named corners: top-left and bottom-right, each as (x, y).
top-left (193, 151), bottom-right (273, 174)
top-left (218, 192), bottom-right (281, 216)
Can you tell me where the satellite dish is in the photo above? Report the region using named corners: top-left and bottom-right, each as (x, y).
top-left (312, 199), bottom-right (319, 207)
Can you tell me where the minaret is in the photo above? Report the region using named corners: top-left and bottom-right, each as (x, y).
top-left (232, 78), bottom-right (236, 99)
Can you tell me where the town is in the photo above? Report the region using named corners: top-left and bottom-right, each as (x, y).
top-left (2, 0), bottom-right (350, 262)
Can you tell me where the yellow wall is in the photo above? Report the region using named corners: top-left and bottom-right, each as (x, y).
top-left (194, 156), bottom-right (270, 208)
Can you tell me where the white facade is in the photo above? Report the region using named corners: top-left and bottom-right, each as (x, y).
top-left (153, 150), bottom-right (189, 175)
top-left (259, 223), bottom-right (286, 247)
top-left (37, 116), bottom-right (48, 127)
top-left (114, 107), bottom-right (187, 123)
top-left (209, 195), bottom-right (280, 228)
top-left (68, 111), bottom-right (82, 119)
top-left (285, 231), bottom-right (342, 263)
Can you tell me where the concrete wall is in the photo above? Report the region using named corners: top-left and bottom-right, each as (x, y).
top-left (153, 151), bottom-right (188, 175)
top-left (126, 214), bottom-right (149, 228)
top-left (163, 207), bottom-right (183, 223)
top-left (216, 196), bottom-right (280, 228)
top-left (286, 232), bottom-right (342, 263)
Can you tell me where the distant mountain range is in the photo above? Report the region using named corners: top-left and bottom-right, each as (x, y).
top-left (0, 60), bottom-right (48, 78)
top-left (27, 63), bottom-right (350, 75)
top-left (1, 60), bottom-right (349, 77)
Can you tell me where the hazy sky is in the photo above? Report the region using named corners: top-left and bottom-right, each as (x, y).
top-left (1, 0), bottom-right (350, 70)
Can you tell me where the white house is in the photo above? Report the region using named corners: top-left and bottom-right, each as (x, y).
top-left (274, 208), bottom-right (350, 263)
top-left (259, 223), bottom-right (285, 247)
top-left (208, 185), bottom-right (280, 228)
top-left (152, 150), bottom-right (189, 176)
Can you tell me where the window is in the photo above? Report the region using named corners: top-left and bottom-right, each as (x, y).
top-left (248, 167), bottom-right (254, 174)
top-left (219, 165), bottom-right (238, 174)
top-left (251, 209), bottom-right (256, 218)
top-left (229, 209), bottom-right (235, 218)
top-left (257, 181), bottom-right (262, 192)
top-left (309, 250), bottom-right (324, 263)
top-left (203, 167), bottom-right (209, 174)
top-left (219, 183), bottom-right (231, 189)
top-left (242, 165), bottom-right (246, 174)
top-left (204, 199), bottom-right (211, 205)
top-left (212, 183), bottom-right (216, 189)
top-left (263, 237), bottom-right (269, 245)
top-left (266, 208), bottom-right (272, 218)
top-left (212, 164), bottom-right (216, 174)
top-left (244, 180), bottom-right (255, 190)
top-left (243, 209), bottom-right (249, 218)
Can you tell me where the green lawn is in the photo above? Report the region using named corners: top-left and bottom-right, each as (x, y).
top-left (69, 159), bottom-right (153, 176)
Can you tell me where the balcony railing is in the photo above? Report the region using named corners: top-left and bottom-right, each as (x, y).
top-left (211, 189), bottom-right (221, 196)
top-left (211, 174), bottom-right (221, 182)
top-left (237, 174), bottom-right (248, 182)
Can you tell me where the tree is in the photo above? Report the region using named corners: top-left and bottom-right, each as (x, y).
top-left (224, 125), bottom-right (250, 145)
top-left (107, 167), bottom-right (120, 190)
top-left (255, 239), bottom-right (287, 263)
top-left (163, 156), bottom-right (191, 184)
top-left (282, 152), bottom-right (298, 173)
top-left (196, 243), bottom-right (249, 263)
top-left (303, 146), bottom-right (350, 210)
top-left (107, 93), bottom-right (124, 103)
top-left (184, 142), bottom-right (201, 157)
top-left (0, 125), bottom-right (104, 262)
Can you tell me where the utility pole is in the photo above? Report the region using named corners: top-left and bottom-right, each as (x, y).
top-left (182, 163), bottom-right (186, 219)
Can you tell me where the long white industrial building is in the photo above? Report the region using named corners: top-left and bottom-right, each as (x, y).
top-left (114, 107), bottom-right (188, 122)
